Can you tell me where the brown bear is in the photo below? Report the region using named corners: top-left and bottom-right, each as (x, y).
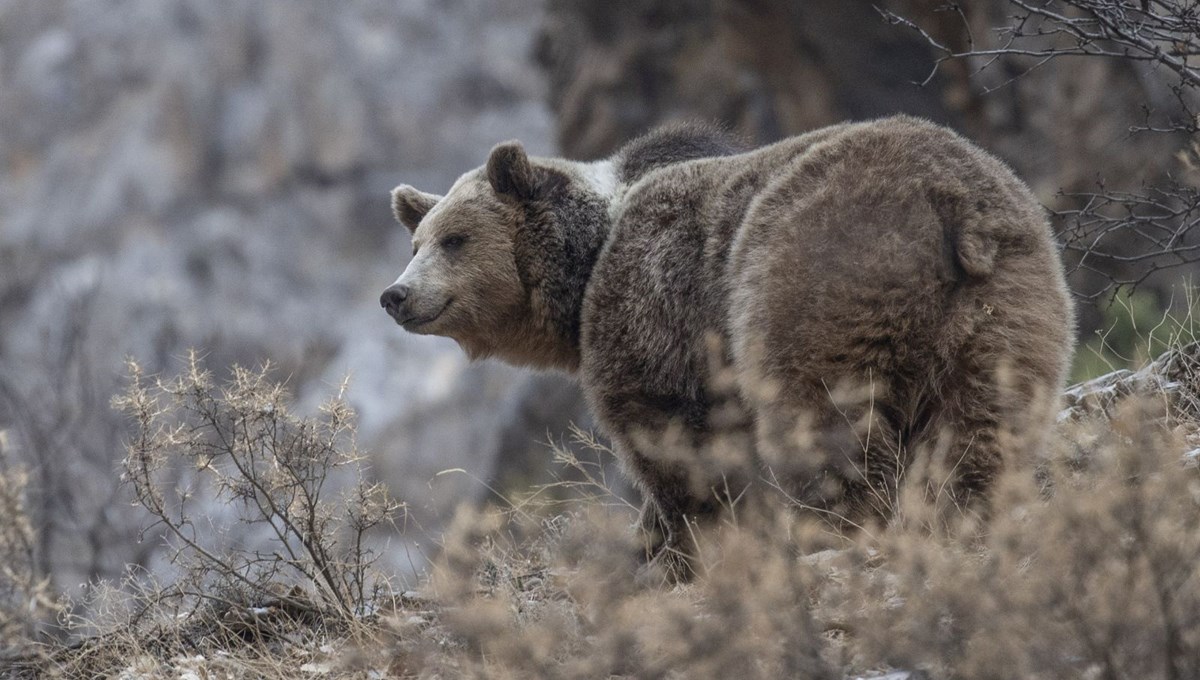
top-left (381, 116), bottom-right (1075, 569)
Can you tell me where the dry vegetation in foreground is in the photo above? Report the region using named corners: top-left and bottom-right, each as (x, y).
top-left (3, 350), bottom-right (1200, 679)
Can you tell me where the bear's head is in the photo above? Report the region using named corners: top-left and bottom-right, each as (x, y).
top-left (380, 141), bottom-right (611, 370)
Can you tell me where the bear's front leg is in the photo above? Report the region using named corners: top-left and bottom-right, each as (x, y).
top-left (625, 450), bottom-right (721, 581)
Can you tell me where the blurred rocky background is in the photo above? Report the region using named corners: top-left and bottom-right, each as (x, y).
top-left (0, 0), bottom-right (1193, 612)
top-left (0, 0), bottom-right (576, 599)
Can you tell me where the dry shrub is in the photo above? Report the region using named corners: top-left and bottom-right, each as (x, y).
top-left (837, 400), bottom-right (1200, 679)
top-left (0, 431), bottom-right (60, 655)
top-left (112, 351), bottom-right (404, 619)
top-left (9, 352), bottom-right (1200, 679)
top-left (393, 393), bottom-right (1200, 680)
top-left (410, 501), bottom-right (834, 680)
top-left (0, 353), bottom-right (409, 679)
top-left (404, 430), bottom-right (862, 679)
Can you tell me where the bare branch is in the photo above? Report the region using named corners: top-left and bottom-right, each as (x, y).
top-left (890, 0), bottom-right (1200, 299)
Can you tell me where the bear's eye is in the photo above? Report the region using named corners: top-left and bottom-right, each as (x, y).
top-left (440, 234), bottom-right (467, 252)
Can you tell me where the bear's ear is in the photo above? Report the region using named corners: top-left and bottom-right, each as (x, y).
top-left (486, 141), bottom-right (535, 201)
top-left (391, 185), bottom-right (442, 233)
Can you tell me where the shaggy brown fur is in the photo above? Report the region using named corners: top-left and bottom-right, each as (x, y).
top-left (382, 116), bottom-right (1075, 573)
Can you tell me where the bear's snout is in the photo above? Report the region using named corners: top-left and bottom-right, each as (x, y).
top-left (379, 284), bottom-right (410, 322)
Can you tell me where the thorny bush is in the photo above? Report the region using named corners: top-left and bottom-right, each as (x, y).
top-left (113, 351), bottom-right (403, 621)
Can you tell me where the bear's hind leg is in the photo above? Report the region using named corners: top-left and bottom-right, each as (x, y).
top-left (752, 384), bottom-right (908, 530)
top-left (916, 357), bottom-right (1059, 525)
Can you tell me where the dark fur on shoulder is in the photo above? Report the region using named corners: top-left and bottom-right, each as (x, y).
top-left (616, 122), bottom-right (744, 184)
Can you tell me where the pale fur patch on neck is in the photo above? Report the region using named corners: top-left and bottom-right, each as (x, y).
top-left (576, 159), bottom-right (618, 199)
top-left (540, 157), bottom-right (618, 201)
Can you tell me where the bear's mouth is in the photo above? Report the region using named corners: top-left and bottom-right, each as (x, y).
top-left (400, 297), bottom-right (454, 330)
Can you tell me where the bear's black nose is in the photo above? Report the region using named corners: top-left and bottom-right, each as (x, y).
top-left (380, 285), bottom-right (409, 318)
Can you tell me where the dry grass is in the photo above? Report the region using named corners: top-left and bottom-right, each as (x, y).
top-left (0, 430), bottom-right (60, 658)
top-left (403, 396), bottom-right (1200, 680)
top-left (3, 354), bottom-right (1200, 679)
